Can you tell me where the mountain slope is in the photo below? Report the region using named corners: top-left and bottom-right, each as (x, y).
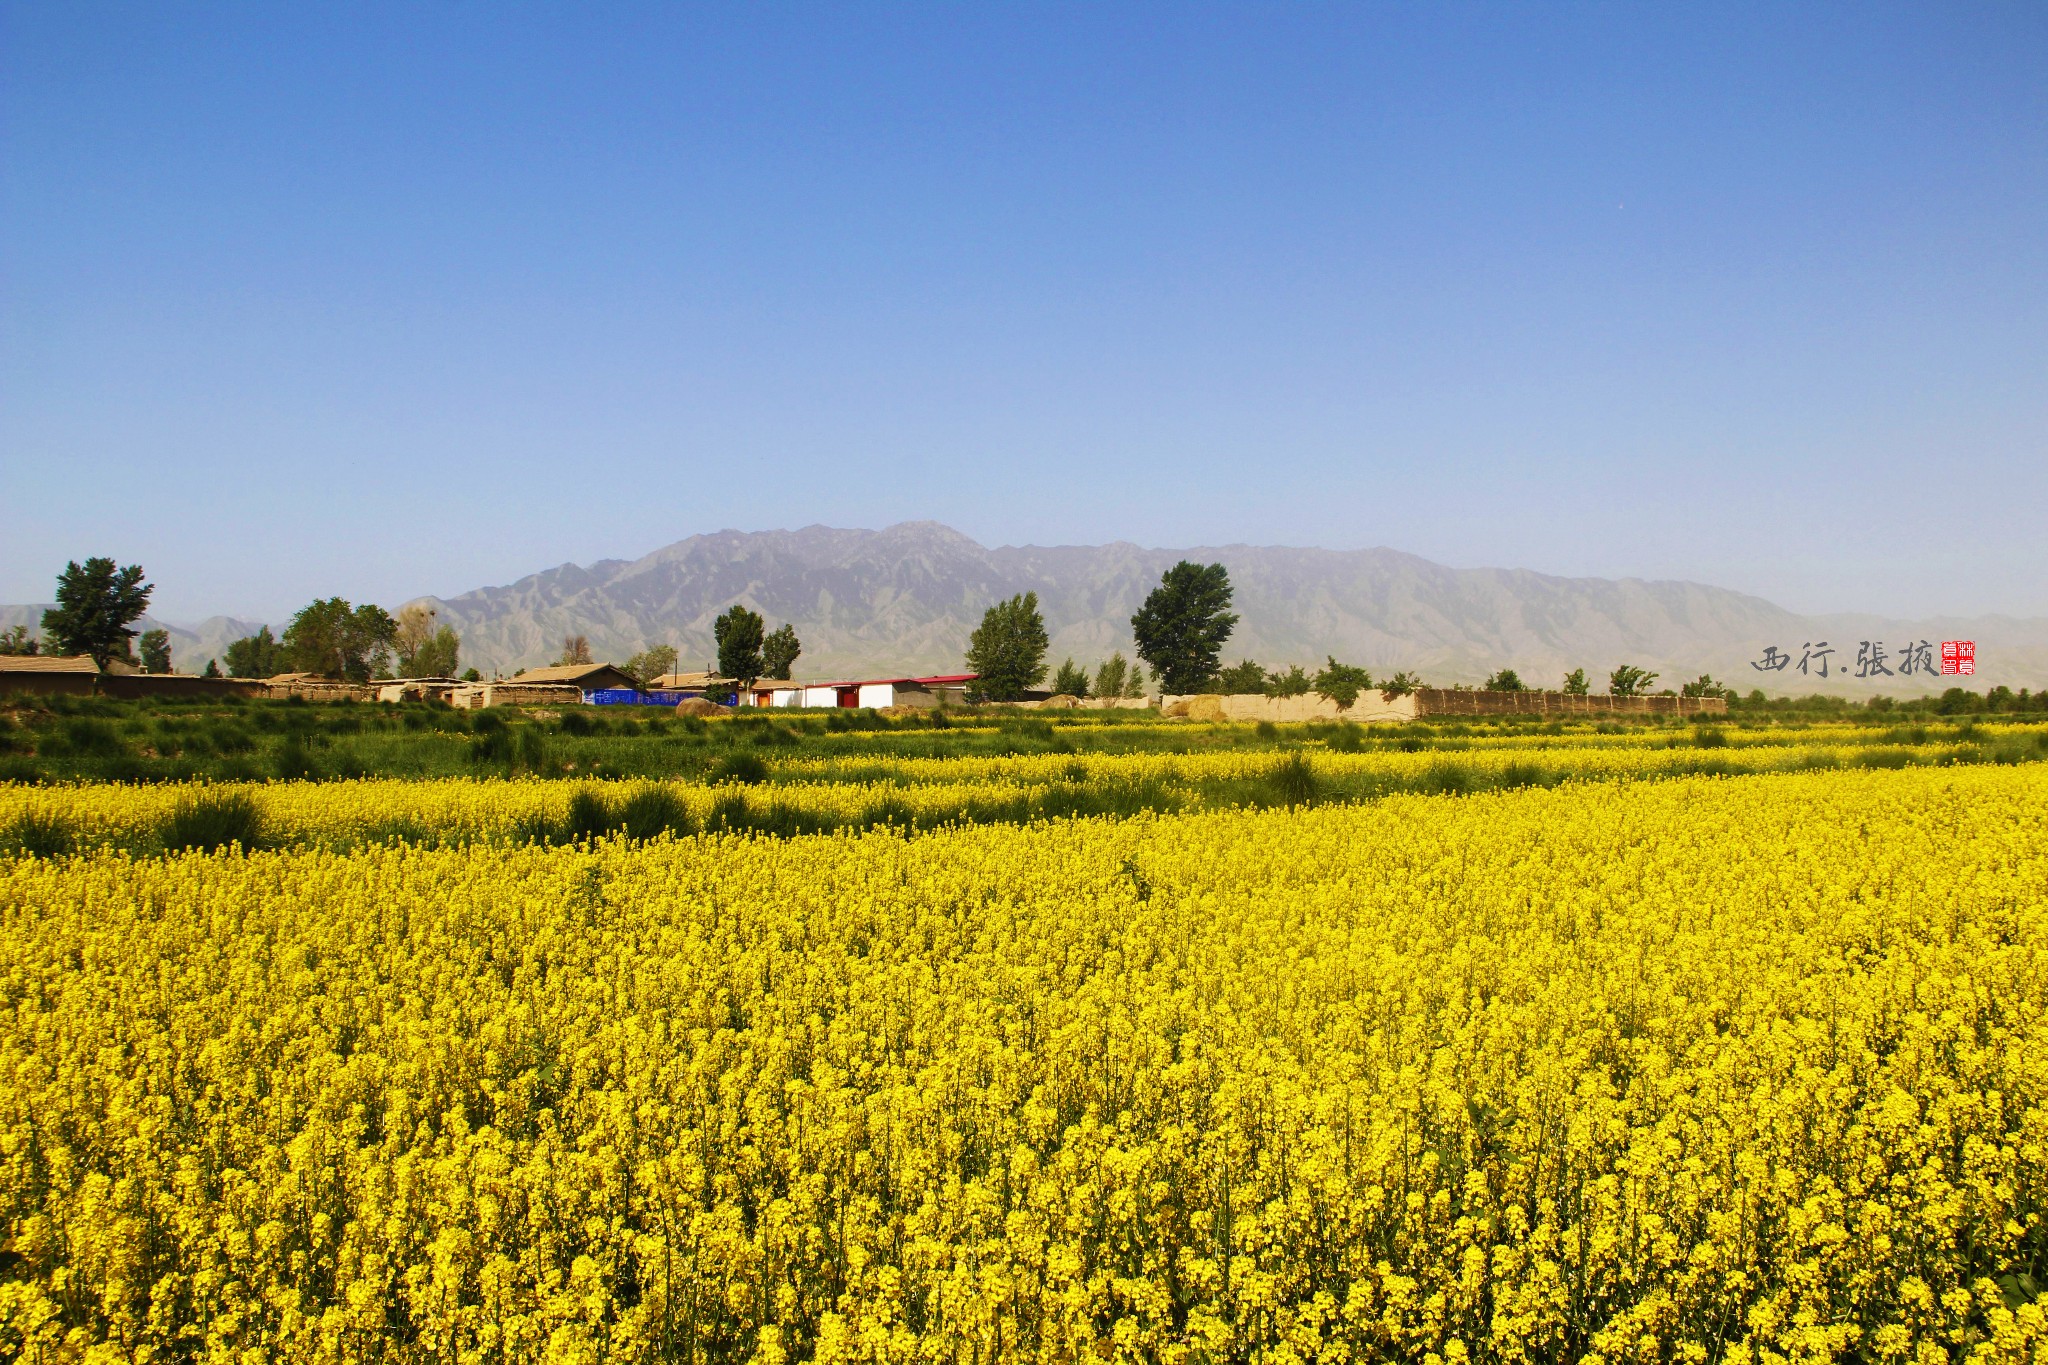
top-left (410, 523), bottom-right (2048, 691)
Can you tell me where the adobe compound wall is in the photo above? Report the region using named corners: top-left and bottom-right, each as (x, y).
top-left (1161, 691), bottom-right (1421, 724)
top-left (1414, 689), bottom-right (1728, 718)
top-left (1161, 688), bottom-right (1728, 724)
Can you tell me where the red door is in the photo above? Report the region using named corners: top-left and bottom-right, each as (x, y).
top-left (836, 686), bottom-right (859, 707)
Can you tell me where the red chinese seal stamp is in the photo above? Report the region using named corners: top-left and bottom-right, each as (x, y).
top-left (1940, 640), bottom-right (1975, 676)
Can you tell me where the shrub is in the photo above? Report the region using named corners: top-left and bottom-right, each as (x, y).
top-left (1266, 664), bottom-right (1311, 698)
top-left (1312, 658), bottom-right (1373, 709)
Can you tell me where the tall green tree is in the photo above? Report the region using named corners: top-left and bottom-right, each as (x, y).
top-left (1484, 668), bottom-right (1527, 692)
top-left (224, 627), bottom-right (284, 678)
top-left (138, 629), bottom-right (173, 674)
top-left (41, 558), bottom-right (153, 667)
top-left (393, 605), bottom-right (458, 677)
top-left (1092, 654), bottom-right (1129, 701)
top-left (964, 593), bottom-right (1049, 701)
top-left (281, 599), bottom-right (398, 682)
top-left (1131, 562), bottom-right (1237, 694)
top-left (1562, 668), bottom-right (1590, 695)
top-left (714, 605), bottom-right (766, 687)
top-left (1049, 658), bottom-right (1091, 698)
top-left (761, 624), bottom-right (802, 680)
top-left (410, 627), bottom-right (460, 679)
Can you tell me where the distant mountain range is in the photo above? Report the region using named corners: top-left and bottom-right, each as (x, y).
top-left (7, 522), bottom-right (2046, 692)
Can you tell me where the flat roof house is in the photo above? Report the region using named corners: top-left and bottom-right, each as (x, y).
top-left (509, 662), bottom-right (642, 695)
top-left (747, 673), bottom-right (978, 709)
top-left (0, 654), bottom-right (105, 696)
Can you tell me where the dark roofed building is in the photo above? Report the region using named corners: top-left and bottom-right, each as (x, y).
top-left (509, 662), bottom-right (642, 694)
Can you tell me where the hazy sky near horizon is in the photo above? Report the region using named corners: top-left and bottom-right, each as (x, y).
top-left (3, 3), bottom-right (2044, 623)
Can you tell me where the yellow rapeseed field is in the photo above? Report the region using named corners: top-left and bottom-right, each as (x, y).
top-left (3, 765), bottom-right (2046, 1363)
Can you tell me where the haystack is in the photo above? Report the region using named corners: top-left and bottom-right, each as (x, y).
top-left (675, 697), bottom-right (729, 718)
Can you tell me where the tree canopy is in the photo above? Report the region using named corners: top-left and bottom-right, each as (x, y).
top-left (625, 644), bottom-right (679, 686)
top-left (1608, 664), bottom-right (1659, 697)
top-left (1312, 658), bottom-right (1374, 708)
top-left (281, 599), bottom-right (398, 682)
top-left (964, 593), bottom-right (1049, 702)
top-left (1209, 659), bottom-right (1269, 695)
top-left (139, 629), bottom-right (173, 675)
top-left (761, 624), bottom-right (802, 681)
top-left (224, 627), bottom-right (284, 679)
top-left (1049, 658), bottom-right (1091, 698)
top-left (393, 607), bottom-right (460, 678)
top-left (41, 558), bottom-right (153, 667)
top-left (1266, 664), bottom-right (1311, 697)
top-left (714, 606), bottom-right (766, 687)
top-left (1130, 562), bottom-right (1237, 695)
top-left (1092, 654), bottom-right (1130, 701)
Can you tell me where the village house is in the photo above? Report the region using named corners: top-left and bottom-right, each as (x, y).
top-left (508, 662), bottom-right (643, 694)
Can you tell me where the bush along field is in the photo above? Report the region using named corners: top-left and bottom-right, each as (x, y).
top-left (3, 718), bottom-right (2047, 856)
top-left (3, 765), bottom-right (2047, 1361)
top-left (1, 692), bottom-right (2044, 789)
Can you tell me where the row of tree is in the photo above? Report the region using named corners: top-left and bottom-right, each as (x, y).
top-left (5, 556), bottom-right (1736, 699)
top-left (220, 601), bottom-right (465, 682)
top-left (0, 558), bottom-right (475, 683)
top-left (961, 561), bottom-right (1238, 701)
top-left (953, 560), bottom-right (1727, 704)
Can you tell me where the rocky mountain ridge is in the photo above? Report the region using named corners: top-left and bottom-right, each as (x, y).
top-left (7, 522), bottom-right (2044, 691)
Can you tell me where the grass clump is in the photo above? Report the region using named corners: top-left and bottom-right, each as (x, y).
top-left (161, 791), bottom-right (265, 854)
top-left (2, 810), bottom-right (75, 858)
top-left (618, 785), bottom-right (691, 841)
top-left (1264, 753), bottom-right (1319, 807)
top-left (714, 752), bottom-right (770, 785)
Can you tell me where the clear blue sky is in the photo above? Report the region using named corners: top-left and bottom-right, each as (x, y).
top-left (3, 3), bottom-right (2043, 622)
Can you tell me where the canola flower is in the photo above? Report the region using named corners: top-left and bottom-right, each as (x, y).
top-left (3, 765), bottom-right (2046, 1362)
